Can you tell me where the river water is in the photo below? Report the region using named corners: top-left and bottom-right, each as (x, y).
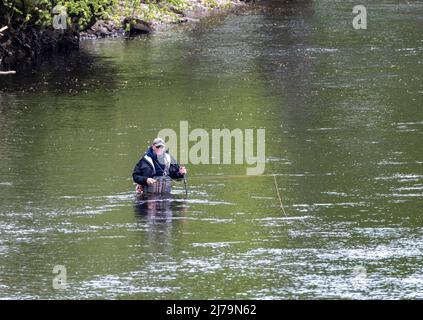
top-left (0, 0), bottom-right (422, 299)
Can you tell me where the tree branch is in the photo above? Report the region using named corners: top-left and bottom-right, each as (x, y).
top-left (0, 26), bottom-right (8, 37)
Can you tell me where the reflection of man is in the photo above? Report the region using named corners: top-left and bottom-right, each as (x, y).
top-left (132, 138), bottom-right (187, 193)
top-left (133, 193), bottom-right (188, 218)
top-left (133, 194), bottom-right (173, 217)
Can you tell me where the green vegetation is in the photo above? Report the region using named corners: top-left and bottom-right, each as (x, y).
top-left (1, 0), bottom-right (235, 31)
top-left (113, 0), bottom-right (187, 25)
top-left (1, 0), bottom-right (117, 30)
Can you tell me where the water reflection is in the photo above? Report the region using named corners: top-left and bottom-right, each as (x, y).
top-left (134, 193), bottom-right (188, 220)
top-left (133, 193), bottom-right (189, 257)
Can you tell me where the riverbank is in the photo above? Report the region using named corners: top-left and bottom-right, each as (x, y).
top-left (0, 0), bottom-right (249, 71)
top-left (81, 0), bottom-right (248, 39)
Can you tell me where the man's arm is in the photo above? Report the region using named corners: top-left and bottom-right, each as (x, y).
top-left (132, 159), bottom-right (151, 186)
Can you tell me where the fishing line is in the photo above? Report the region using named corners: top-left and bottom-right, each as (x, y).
top-left (181, 173), bottom-right (289, 216)
top-left (273, 174), bottom-right (287, 216)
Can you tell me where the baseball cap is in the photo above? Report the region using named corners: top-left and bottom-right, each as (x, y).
top-left (152, 137), bottom-right (165, 147)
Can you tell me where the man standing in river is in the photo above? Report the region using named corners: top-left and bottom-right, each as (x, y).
top-left (133, 138), bottom-right (187, 193)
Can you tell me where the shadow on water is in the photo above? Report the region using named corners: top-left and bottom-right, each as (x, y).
top-left (0, 48), bottom-right (119, 94)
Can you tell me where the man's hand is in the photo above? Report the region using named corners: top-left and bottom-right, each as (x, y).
top-left (179, 166), bottom-right (187, 175)
top-left (146, 178), bottom-right (156, 185)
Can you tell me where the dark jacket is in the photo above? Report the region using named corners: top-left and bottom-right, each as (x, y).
top-left (132, 148), bottom-right (184, 186)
